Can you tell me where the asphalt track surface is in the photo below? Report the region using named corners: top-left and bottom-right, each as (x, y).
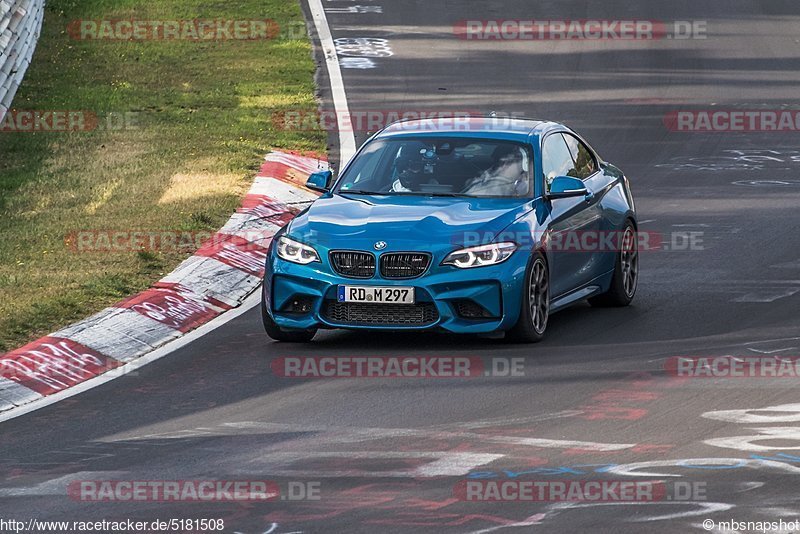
top-left (3, 2), bottom-right (800, 533)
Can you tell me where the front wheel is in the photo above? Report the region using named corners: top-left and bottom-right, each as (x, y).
top-left (261, 297), bottom-right (316, 342)
top-left (507, 253), bottom-right (549, 343)
top-left (589, 222), bottom-right (638, 307)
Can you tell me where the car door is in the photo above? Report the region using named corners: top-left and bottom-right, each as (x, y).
top-left (541, 132), bottom-right (602, 297)
top-left (561, 132), bottom-right (618, 276)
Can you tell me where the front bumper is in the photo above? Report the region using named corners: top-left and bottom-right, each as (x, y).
top-left (264, 251), bottom-right (529, 334)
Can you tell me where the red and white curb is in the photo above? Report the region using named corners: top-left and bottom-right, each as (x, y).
top-left (0, 151), bottom-right (325, 416)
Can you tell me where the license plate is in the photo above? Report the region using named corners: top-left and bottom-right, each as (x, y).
top-left (338, 286), bottom-right (415, 304)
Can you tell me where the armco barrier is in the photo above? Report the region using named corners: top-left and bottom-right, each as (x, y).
top-left (0, 151), bottom-right (326, 413)
top-left (0, 0), bottom-right (45, 122)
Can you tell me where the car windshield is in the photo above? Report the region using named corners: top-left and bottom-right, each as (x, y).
top-left (334, 137), bottom-right (533, 198)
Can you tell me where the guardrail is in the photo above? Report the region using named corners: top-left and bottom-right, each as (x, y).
top-left (0, 0), bottom-right (45, 122)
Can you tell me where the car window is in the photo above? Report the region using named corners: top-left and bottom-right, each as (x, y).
top-left (541, 134), bottom-right (575, 190)
top-left (335, 138), bottom-right (533, 198)
top-left (562, 133), bottom-right (597, 180)
top-left (343, 139), bottom-right (394, 187)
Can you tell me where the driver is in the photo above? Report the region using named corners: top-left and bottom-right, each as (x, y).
top-left (391, 153), bottom-right (425, 192)
top-left (463, 145), bottom-right (528, 196)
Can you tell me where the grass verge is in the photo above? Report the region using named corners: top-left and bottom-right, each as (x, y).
top-left (0, 0), bottom-right (325, 351)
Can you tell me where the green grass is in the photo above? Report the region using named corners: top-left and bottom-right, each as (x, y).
top-left (0, 0), bottom-right (326, 351)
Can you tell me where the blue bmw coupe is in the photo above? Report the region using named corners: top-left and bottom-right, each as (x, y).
top-left (262, 117), bottom-right (638, 342)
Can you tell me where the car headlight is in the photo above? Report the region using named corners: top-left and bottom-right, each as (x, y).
top-left (276, 236), bottom-right (320, 265)
top-left (442, 242), bottom-right (517, 268)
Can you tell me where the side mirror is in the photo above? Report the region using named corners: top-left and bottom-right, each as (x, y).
top-left (306, 170), bottom-right (333, 192)
top-left (547, 176), bottom-right (588, 199)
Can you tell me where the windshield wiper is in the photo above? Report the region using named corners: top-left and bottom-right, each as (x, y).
top-left (339, 190), bottom-right (477, 198)
top-left (338, 189), bottom-right (383, 195)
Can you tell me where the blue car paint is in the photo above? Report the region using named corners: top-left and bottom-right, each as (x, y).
top-left (263, 118), bottom-right (636, 334)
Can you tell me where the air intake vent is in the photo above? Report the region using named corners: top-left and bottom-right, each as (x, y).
top-left (330, 251), bottom-right (376, 278)
top-left (380, 253), bottom-right (431, 279)
top-left (323, 301), bottom-right (438, 326)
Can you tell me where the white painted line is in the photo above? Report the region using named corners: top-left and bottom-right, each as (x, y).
top-left (548, 501), bottom-right (733, 523)
top-left (0, 471), bottom-right (128, 497)
top-left (771, 259), bottom-right (800, 269)
top-left (744, 337), bottom-right (800, 354)
top-left (734, 288), bottom-right (800, 302)
top-left (148, 420), bottom-right (635, 452)
top-left (744, 337), bottom-right (800, 345)
top-left (243, 451), bottom-right (504, 478)
top-left (747, 347), bottom-right (795, 354)
top-left (0, 291), bottom-right (262, 424)
top-left (307, 0), bottom-right (358, 165)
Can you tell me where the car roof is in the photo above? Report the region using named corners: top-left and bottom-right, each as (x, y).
top-left (376, 117), bottom-right (564, 142)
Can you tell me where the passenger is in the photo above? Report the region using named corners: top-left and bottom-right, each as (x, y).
top-left (463, 145), bottom-right (528, 196)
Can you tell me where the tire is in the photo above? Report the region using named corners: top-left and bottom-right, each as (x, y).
top-left (261, 297), bottom-right (316, 342)
top-left (589, 221), bottom-right (638, 307)
top-left (507, 252), bottom-right (549, 343)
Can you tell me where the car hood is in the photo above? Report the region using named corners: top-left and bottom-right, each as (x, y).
top-left (287, 193), bottom-right (532, 252)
